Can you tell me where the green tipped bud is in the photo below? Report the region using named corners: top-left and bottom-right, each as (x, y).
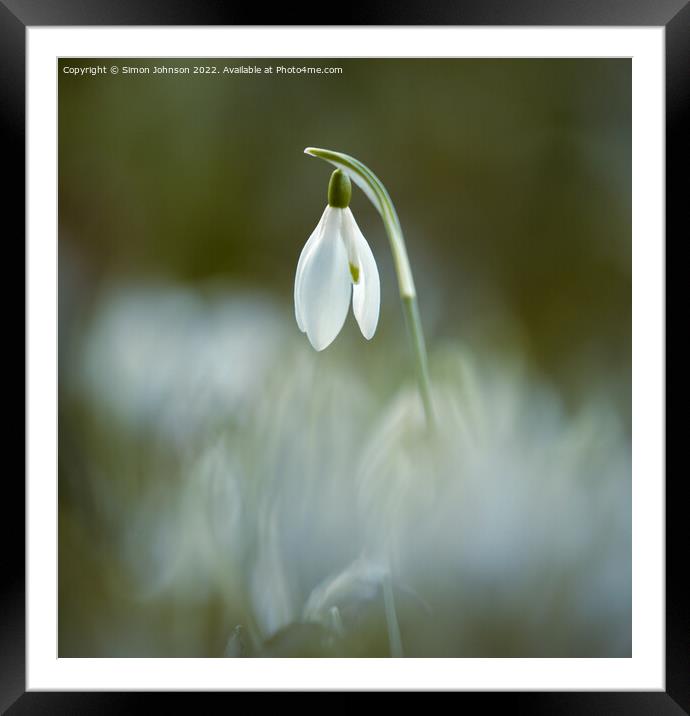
top-left (327, 169), bottom-right (351, 208)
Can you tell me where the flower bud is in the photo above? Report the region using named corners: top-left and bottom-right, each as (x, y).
top-left (327, 169), bottom-right (351, 208)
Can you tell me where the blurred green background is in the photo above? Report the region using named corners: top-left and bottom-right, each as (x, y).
top-left (60, 58), bottom-right (630, 412)
top-left (58, 58), bottom-right (631, 657)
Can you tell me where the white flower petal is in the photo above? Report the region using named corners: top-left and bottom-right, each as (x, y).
top-left (294, 206), bottom-right (330, 332)
top-left (339, 214), bottom-right (360, 277)
top-left (298, 208), bottom-right (351, 351)
top-left (343, 209), bottom-right (380, 340)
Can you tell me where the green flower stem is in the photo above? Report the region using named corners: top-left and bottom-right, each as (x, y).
top-left (305, 147), bottom-right (435, 428)
top-left (382, 573), bottom-right (404, 658)
top-left (402, 295), bottom-right (434, 425)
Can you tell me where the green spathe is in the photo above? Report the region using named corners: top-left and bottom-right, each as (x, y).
top-left (327, 170), bottom-right (351, 208)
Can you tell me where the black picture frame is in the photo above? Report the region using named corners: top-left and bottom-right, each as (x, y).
top-left (4, 1), bottom-right (682, 709)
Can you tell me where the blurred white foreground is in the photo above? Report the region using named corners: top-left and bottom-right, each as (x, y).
top-left (60, 283), bottom-right (631, 657)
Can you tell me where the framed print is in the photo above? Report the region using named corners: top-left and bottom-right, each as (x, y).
top-left (5, 0), bottom-right (683, 709)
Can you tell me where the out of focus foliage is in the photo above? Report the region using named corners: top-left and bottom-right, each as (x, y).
top-left (58, 59), bottom-right (631, 657)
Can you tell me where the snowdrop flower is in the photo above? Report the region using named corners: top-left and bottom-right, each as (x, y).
top-left (294, 170), bottom-right (380, 351)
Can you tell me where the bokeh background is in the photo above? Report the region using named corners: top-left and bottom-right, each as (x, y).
top-left (58, 58), bottom-right (631, 657)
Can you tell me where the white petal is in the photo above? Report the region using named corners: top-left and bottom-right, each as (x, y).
top-left (343, 209), bottom-right (380, 340)
top-left (298, 208), bottom-right (351, 351)
top-left (339, 214), bottom-right (360, 276)
top-left (294, 206), bottom-right (330, 332)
